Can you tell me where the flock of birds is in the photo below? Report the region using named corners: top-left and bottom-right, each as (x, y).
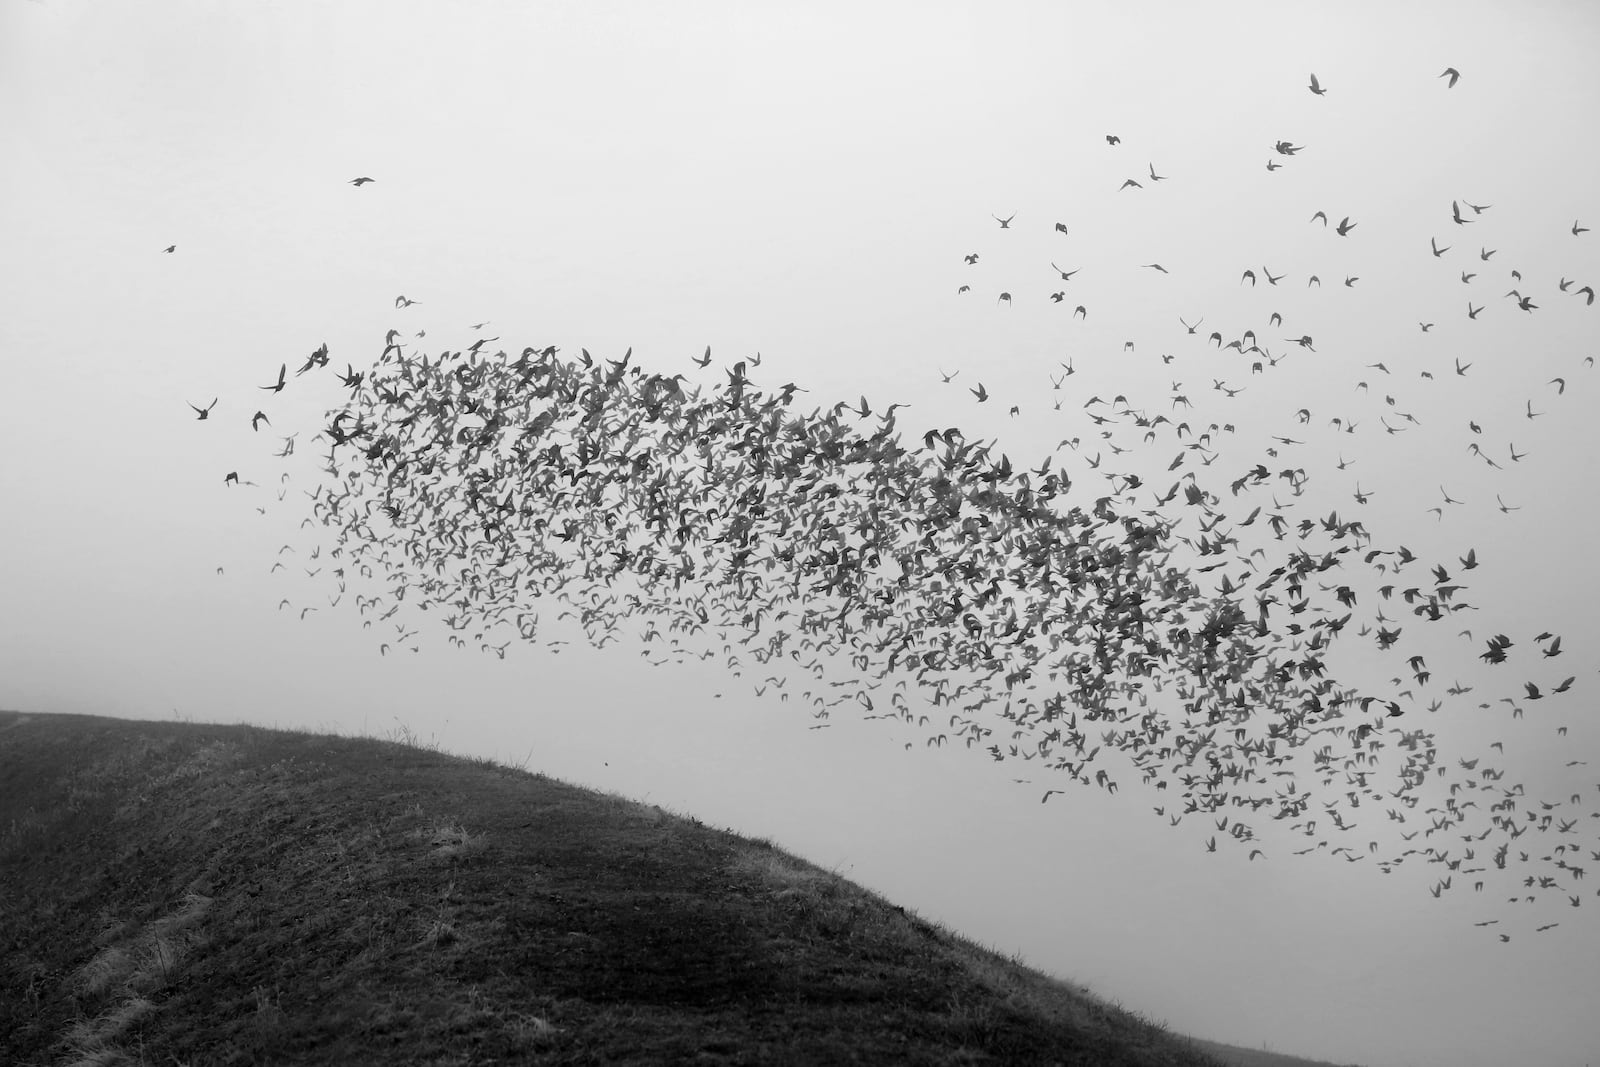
top-left (182, 65), bottom-right (1597, 941)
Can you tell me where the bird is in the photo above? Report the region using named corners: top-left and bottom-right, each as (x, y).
top-left (993, 213), bottom-right (1015, 228)
top-left (395, 295), bottom-right (421, 308)
top-left (1308, 73), bottom-right (1326, 96)
top-left (1336, 217), bottom-right (1356, 237)
top-left (259, 364), bottom-right (287, 393)
top-left (1142, 263), bottom-right (1168, 273)
top-left (964, 253), bottom-right (979, 264)
top-left (1105, 134), bottom-right (1120, 145)
top-left (1431, 237), bottom-right (1450, 257)
top-left (251, 411), bottom-right (270, 431)
top-left (1440, 67), bottom-right (1461, 88)
top-left (1148, 163), bottom-right (1166, 182)
top-left (1575, 220), bottom-right (1590, 235)
top-left (162, 245), bottom-right (176, 253)
top-left (189, 398), bottom-right (218, 420)
top-left (1051, 263), bottom-right (1079, 280)
top-left (1120, 178), bottom-right (1142, 190)
top-left (350, 176), bottom-right (376, 186)
top-left (1179, 317), bottom-right (1202, 334)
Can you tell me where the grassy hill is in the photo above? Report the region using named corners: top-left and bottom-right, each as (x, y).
top-left (0, 710), bottom-right (1354, 1066)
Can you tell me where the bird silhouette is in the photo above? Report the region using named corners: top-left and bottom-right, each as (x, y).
top-left (350, 176), bottom-right (375, 186)
top-left (1440, 67), bottom-right (1461, 87)
top-left (189, 398), bottom-right (217, 420)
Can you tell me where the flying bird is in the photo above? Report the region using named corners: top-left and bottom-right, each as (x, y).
top-left (189, 398), bottom-right (217, 420)
top-left (259, 363), bottom-right (287, 393)
top-left (1440, 67), bottom-right (1461, 88)
top-left (1308, 73), bottom-right (1326, 96)
top-left (162, 245), bottom-right (176, 253)
top-left (350, 176), bottom-right (376, 186)
top-left (993, 213), bottom-right (1016, 228)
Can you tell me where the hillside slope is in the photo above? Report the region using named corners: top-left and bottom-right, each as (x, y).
top-left (1, 710), bottom-right (1258, 1065)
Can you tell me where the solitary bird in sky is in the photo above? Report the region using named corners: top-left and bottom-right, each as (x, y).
top-left (993, 213), bottom-right (1015, 228)
top-left (1105, 134), bottom-right (1120, 145)
top-left (1440, 67), bottom-right (1461, 88)
top-left (1308, 73), bottom-right (1326, 96)
top-left (350, 176), bottom-right (375, 186)
top-left (395, 295), bottom-right (420, 308)
top-left (162, 245), bottom-right (176, 253)
top-left (189, 398), bottom-right (217, 420)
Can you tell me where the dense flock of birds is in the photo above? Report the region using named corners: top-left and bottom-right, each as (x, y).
top-left (183, 66), bottom-right (1597, 940)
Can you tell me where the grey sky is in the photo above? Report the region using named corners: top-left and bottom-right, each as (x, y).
top-left (2, 3), bottom-right (1597, 1065)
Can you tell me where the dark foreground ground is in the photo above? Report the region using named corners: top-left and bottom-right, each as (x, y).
top-left (0, 710), bottom-right (1360, 1066)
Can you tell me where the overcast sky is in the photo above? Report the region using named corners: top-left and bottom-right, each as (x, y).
top-left (3, 3), bottom-right (1598, 1065)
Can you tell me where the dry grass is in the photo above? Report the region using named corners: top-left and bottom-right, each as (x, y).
top-left (0, 709), bottom-right (1240, 1066)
